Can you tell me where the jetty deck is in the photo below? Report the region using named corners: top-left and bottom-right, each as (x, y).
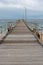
top-left (0, 20), bottom-right (43, 65)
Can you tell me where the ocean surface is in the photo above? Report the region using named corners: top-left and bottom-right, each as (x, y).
top-left (0, 19), bottom-right (43, 33)
top-left (0, 19), bottom-right (16, 33)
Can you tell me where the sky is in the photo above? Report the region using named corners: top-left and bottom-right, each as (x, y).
top-left (0, 0), bottom-right (43, 19)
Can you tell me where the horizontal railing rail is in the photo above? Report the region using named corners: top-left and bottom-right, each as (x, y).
top-left (0, 21), bottom-right (16, 43)
top-left (26, 21), bottom-right (43, 46)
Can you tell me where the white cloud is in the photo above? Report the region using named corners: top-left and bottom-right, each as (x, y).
top-left (0, 0), bottom-right (43, 11)
top-left (0, 2), bottom-right (24, 9)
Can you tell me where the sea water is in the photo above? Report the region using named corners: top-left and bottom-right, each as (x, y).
top-left (28, 19), bottom-right (43, 27)
top-left (0, 19), bottom-right (43, 34)
top-left (0, 19), bottom-right (16, 34)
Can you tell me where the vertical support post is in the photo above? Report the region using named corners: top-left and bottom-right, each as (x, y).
top-left (41, 27), bottom-right (42, 42)
top-left (0, 26), bottom-right (2, 39)
top-left (41, 27), bottom-right (43, 43)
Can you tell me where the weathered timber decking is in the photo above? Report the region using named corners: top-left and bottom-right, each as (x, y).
top-left (0, 20), bottom-right (43, 65)
top-left (4, 20), bottom-right (37, 43)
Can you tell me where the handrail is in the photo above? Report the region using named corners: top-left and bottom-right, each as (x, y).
top-left (0, 21), bottom-right (16, 44)
top-left (25, 21), bottom-right (43, 46)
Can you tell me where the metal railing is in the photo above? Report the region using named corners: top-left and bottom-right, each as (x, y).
top-left (0, 20), bottom-right (16, 40)
top-left (26, 22), bottom-right (43, 44)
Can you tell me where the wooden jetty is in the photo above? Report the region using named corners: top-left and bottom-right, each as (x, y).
top-left (0, 20), bottom-right (43, 65)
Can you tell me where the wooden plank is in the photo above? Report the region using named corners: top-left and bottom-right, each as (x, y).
top-left (0, 20), bottom-right (43, 65)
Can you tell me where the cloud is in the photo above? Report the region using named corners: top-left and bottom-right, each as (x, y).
top-left (0, 0), bottom-right (43, 11)
top-left (0, 2), bottom-right (23, 9)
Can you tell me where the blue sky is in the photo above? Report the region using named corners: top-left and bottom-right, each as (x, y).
top-left (0, 0), bottom-right (43, 19)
